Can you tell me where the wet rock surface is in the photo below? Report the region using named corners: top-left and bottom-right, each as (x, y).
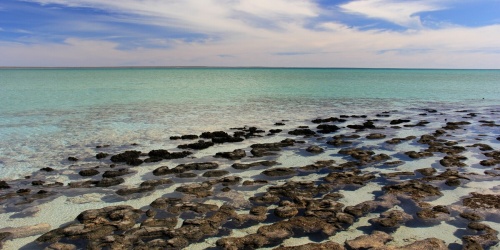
top-left (345, 230), bottom-right (393, 249)
top-left (214, 149), bottom-right (246, 160)
top-left (273, 241), bottom-right (344, 250)
top-left (262, 168), bottom-right (297, 177)
top-left (463, 193), bottom-right (500, 209)
top-left (2, 107), bottom-right (500, 250)
top-left (370, 210), bottom-right (412, 227)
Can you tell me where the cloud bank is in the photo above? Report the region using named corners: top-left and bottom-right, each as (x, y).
top-left (1, 0), bottom-right (499, 68)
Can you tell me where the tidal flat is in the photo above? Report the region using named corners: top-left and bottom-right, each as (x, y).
top-left (1, 106), bottom-right (499, 250)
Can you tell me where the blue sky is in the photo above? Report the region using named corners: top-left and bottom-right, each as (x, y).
top-left (0, 0), bottom-right (499, 68)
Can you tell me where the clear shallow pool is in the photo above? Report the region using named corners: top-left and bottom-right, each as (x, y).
top-left (0, 68), bottom-right (499, 249)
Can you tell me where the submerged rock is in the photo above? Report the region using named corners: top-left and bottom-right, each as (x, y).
top-left (0, 181), bottom-right (11, 189)
top-left (95, 177), bottom-right (125, 187)
top-left (398, 238), bottom-right (447, 250)
top-left (178, 140), bottom-right (214, 150)
top-left (95, 152), bottom-right (109, 159)
top-left (324, 170), bottom-right (375, 186)
top-left (459, 212), bottom-right (483, 221)
top-left (415, 167), bottom-right (436, 176)
top-left (102, 168), bottom-right (132, 178)
top-left (385, 136), bottom-right (416, 144)
top-left (306, 145), bottom-right (324, 154)
top-left (274, 202), bottom-right (298, 218)
top-left (316, 124), bottom-right (340, 134)
top-left (288, 128), bottom-right (316, 136)
top-left (462, 222), bottom-right (499, 249)
top-left (262, 168), bottom-right (297, 177)
top-left (369, 210), bottom-right (412, 227)
top-left (203, 170), bottom-right (229, 178)
top-left (440, 155), bottom-right (467, 167)
top-left (175, 183), bottom-right (213, 198)
top-left (153, 162), bottom-right (219, 176)
top-left (463, 193), bottom-right (500, 209)
top-left (405, 150), bottom-right (433, 159)
top-left (232, 160), bottom-right (278, 170)
top-left (345, 231), bottom-right (392, 249)
top-left (0, 223), bottom-right (51, 239)
top-left (366, 133), bottom-right (386, 139)
top-left (78, 169), bottom-right (100, 177)
top-left (148, 149), bottom-right (192, 159)
top-left (383, 180), bottom-right (442, 200)
top-left (273, 241), bottom-right (344, 250)
top-left (416, 205), bottom-right (450, 221)
top-left (215, 149), bottom-right (246, 160)
top-left (250, 139), bottom-right (295, 157)
top-left (110, 150), bottom-right (141, 164)
top-left (44, 242), bottom-right (77, 250)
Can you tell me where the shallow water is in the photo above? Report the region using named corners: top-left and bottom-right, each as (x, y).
top-left (0, 68), bottom-right (500, 249)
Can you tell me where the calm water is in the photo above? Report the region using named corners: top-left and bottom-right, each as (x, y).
top-left (1, 68), bottom-right (500, 178)
top-left (1, 68), bottom-right (500, 250)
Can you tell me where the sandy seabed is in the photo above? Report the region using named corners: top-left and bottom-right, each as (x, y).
top-left (1, 106), bottom-right (500, 250)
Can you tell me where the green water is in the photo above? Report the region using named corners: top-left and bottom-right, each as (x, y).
top-left (0, 68), bottom-right (499, 178)
top-left (1, 68), bottom-right (499, 113)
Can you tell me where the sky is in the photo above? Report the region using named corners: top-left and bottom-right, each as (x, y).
top-left (0, 0), bottom-right (499, 68)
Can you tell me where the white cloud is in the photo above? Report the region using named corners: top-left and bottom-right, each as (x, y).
top-left (339, 0), bottom-right (446, 29)
top-left (25, 0), bottom-right (320, 34)
top-left (2, 22), bottom-right (500, 68)
top-left (3, 0), bottom-right (500, 68)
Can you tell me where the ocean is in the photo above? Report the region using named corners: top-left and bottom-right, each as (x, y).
top-left (1, 68), bottom-right (499, 178)
top-left (0, 68), bottom-right (499, 249)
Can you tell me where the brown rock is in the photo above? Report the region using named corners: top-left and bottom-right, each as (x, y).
top-left (463, 193), bottom-right (500, 209)
top-left (78, 169), bottom-right (100, 177)
top-left (306, 145), bottom-right (324, 154)
top-left (394, 238), bottom-right (447, 250)
top-left (370, 210), bottom-right (412, 227)
top-left (44, 242), bottom-right (77, 250)
top-left (262, 168), bottom-right (297, 177)
top-left (346, 231), bottom-right (393, 249)
top-left (273, 241), bottom-right (344, 250)
top-left (367, 133), bottom-right (386, 139)
top-left (203, 170), bottom-right (229, 177)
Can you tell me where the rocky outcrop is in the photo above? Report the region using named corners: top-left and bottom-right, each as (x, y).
top-left (262, 168), bottom-right (297, 177)
top-left (463, 193), bottom-right (500, 209)
top-left (369, 210), bottom-right (412, 227)
top-left (178, 140), bottom-right (214, 150)
top-left (383, 180), bottom-right (442, 201)
top-left (306, 145), bottom-right (324, 154)
top-left (273, 241), bottom-right (344, 250)
top-left (110, 150), bottom-right (142, 166)
top-left (215, 149), bottom-right (246, 160)
top-left (345, 231), bottom-right (392, 249)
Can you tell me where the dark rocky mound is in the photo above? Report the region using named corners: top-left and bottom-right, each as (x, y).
top-left (316, 124), bottom-right (340, 133)
top-left (153, 162), bottom-right (219, 176)
top-left (79, 169), bottom-right (100, 177)
top-left (463, 193), bottom-right (500, 209)
top-left (148, 149), bottom-right (192, 159)
top-left (110, 150), bottom-right (143, 166)
top-left (215, 149), bottom-right (246, 160)
top-left (382, 180), bottom-right (442, 201)
top-left (262, 168), bottom-right (297, 177)
top-left (250, 139), bottom-right (296, 157)
top-left (232, 161), bottom-right (278, 170)
top-left (178, 140), bottom-right (215, 150)
top-left (288, 128), bottom-right (316, 136)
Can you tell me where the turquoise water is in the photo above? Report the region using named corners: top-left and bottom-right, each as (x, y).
top-left (1, 68), bottom-right (500, 178)
top-left (2, 68), bottom-right (500, 113)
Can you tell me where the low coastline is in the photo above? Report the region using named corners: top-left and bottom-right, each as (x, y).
top-left (1, 105), bottom-right (499, 249)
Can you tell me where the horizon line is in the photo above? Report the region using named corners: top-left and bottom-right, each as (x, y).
top-left (1, 66), bottom-right (499, 70)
